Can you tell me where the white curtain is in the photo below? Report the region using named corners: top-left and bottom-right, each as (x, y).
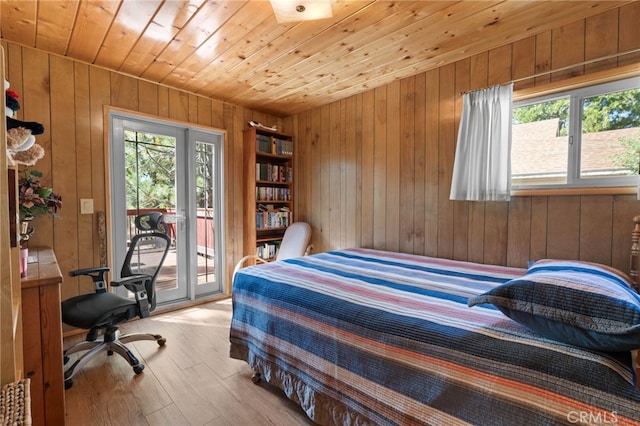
top-left (450, 83), bottom-right (513, 201)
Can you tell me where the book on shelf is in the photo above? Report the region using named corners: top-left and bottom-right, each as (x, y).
top-left (255, 162), bottom-right (293, 183)
top-left (256, 241), bottom-right (281, 260)
top-left (255, 210), bottom-right (291, 230)
top-left (275, 139), bottom-right (293, 156)
top-left (255, 134), bottom-right (272, 153)
top-left (255, 134), bottom-right (293, 156)
top-left (256, 186), bottom-right (291, 202)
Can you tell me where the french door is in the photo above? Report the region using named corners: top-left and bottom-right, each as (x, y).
top-left (109, 112), bottom-right (224, 306)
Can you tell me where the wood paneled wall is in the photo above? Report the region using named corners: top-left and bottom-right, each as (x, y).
top-left (290, 3), bottom-right (640, 272)
top-left (2, 3), bottom-right (639, 306)
top-left (1, 40), bottom-right (280, 301)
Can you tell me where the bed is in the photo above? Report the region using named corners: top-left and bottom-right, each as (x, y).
top-left (230, 248), bottom-right (640, 425)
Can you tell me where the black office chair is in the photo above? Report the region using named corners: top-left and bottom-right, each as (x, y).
top-left (135, 211), bottom-right (169, 234)
top-left (61, 230), bottom-right (171, 389)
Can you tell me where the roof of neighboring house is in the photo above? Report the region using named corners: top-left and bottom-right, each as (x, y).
top-left (512, 119), bottom-right (640, 177)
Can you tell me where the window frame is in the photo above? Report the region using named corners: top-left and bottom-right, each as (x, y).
top-left (511, 75), bottom-right (640, 193)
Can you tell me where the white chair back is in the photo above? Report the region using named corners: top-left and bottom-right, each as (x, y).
top-left (276, 222), bottom-right (312, 260)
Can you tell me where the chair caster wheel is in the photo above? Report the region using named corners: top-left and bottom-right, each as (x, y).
top-left (65, 380), bottom-right (73, 390)
top-left (158, 338), bottom-right (166, 346)
top-left (251, 372), bottom-right (261, 384)
top-left (133, 364), bottom-right (145, 375)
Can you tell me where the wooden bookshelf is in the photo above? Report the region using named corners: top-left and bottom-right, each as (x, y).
top-left (243, 127), bottom-right (294, 262)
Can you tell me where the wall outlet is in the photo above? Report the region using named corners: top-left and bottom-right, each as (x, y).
top-left (80, 198), bottom-right (94, 215)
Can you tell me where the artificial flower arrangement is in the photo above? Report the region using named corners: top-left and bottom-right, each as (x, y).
top-left (18, 169), bottom-right (62, 220)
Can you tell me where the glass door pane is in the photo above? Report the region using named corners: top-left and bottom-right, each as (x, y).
top-left (111, 116), bottom-right (188, 304)
top-left (195, 141), bottom-right (215, 285)
top-left (124, 129), bottom-right (184, 301)
top-left (191, 131), bottom-right (223, 296)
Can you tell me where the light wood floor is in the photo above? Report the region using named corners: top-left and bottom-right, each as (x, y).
top-left (63, 298), bottom-right (314, 426)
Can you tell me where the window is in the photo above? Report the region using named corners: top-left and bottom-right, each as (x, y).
top-left (511, 77), bottom-right (640, 190)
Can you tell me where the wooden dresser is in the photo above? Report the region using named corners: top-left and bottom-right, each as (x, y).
top-left (21, 247), bottom-right (65, 425)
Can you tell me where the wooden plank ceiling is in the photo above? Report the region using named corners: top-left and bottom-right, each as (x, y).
top-left (0, 0), bottom-right (632, 116)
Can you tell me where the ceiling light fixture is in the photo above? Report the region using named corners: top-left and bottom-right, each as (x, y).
top-left (270, 0), bottom-right (333, 23)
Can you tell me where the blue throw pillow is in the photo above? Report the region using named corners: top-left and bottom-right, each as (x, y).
top-left (468, 260), bottom-right (640, 351)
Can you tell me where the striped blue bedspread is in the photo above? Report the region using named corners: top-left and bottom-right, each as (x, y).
top-left (230, 248), bottom-right (640, 425)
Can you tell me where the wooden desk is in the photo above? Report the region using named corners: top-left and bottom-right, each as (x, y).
top-left (21, 247), bottom-right (65, 426)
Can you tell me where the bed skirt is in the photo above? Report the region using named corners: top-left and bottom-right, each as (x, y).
top-left (231, 341), bottom-right (374, 426)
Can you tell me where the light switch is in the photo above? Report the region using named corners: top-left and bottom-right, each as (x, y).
top-left (80, 198), bottom-right (94, 214)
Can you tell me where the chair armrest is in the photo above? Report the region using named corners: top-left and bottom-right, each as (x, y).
top-left (69, 266), bottom-right (111, 292)
top-left (69, 266), bottom-right (110, 277)
top-left (232, 255), bottom-right (267, 281)
top-left (112, 274), bottom-right (153, 318)
top-left (111, 274), bottom-right (152, 290)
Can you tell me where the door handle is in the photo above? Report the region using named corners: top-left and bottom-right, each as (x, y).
top-left (163, 214), bottom-right (186, 230)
